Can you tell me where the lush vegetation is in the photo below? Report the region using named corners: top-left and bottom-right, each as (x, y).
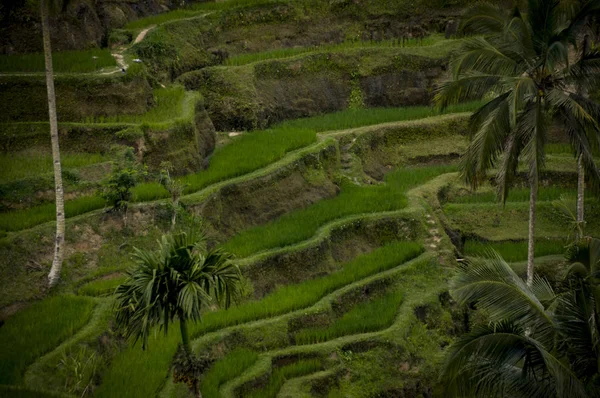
top-left (463, 239), bottom-right (567, 263)
top-left (0, 152), bottom-right (109, 182)
top-left (200, 348), bottom-right (259, 397)
top-left (450, 186), bottom-right (587, 204)
top-left (0, 49), bottom-right (116, 73)
top-left (294, 289), bottom-right (404, 345)
top-left (223, 165), bottom-right (454, 257)
top-left (180, 127), bottom-right (316, 194)
top-left (442, 243), bottom-right (600, 397)
top-left (125, 0), bottom-right (287, 29)
top-left (77, 275), bottom-right (127, 297)
top-left (0, 196), bottom-right (105, 232)
top-left (95, 243), bottom-right (423, 398)
top-left (0, 126), bottom-right (316, 232)
top-left (83, 86), bottom-right (189, 124)
top-left (225, 35), bottom-right (445, 66)
top-left (277, 102), bottom-right (481, 133)
top-left (246, 359), bottom-right (323, 398)
top-left (0, 295), bottom-right (96, 384)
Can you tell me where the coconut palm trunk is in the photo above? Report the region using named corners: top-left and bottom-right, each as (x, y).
top-left (527, 177), bottom-right (538, 286)
top-left (41, 0), bottom-right (65, 288)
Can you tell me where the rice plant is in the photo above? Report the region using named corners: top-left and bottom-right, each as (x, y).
top-left (0, 152), bottom-right (109, 182)
top-left (246, 359), bottom-right (323, 398)
top-left (0, 196), bottom-right (106, 232)
top-left (200, 349), bottom-right (259, 398)
top-left (77, 276), bottom-right (127, 297)
top-left (95, 243), bottom-right (424, 398)
top-left (84, 87), bottom-right (189, 124)
top-left (0, 126), bottom-right (315, 232)
top-left (125, 0), bottom-right (289, 29)
top-left (451, 186), bottom-right (581, 204)
top-left (463, 239), bottom-right (568, 262)
top-left (276, 102), bottom-right (482, 133)
top-left (222, 165), bottom-right (455, 257)
top-left (294, 289), bottom-right (404, 345)
top-left (178, 127), bottom-right (316, 194)
top-left (0, 295), bottom-right (96, 384)
top-left (0, 49), bottom-right (116, 73)
top-left (224, 35), bottom-right (445, 66)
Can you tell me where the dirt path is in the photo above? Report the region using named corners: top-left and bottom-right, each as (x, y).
top-left (134, 26), bottom-right (155, 44)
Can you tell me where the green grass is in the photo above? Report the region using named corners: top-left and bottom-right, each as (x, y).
top-left (131, 126), bottom-right (317, 200)
top-left (77, 275), bottom-right (127, 297)
top-left (294, 289), bottom-right (404, 345)
top-left (200, 349), bottom-right (259, 398)
top-left (0, 153), bottom-right (109, 182)
top-left (450, 186), bottom-right (581, 204)
top-left (0, 196), bottom-right (106, 232)
top-left (224, 35), bottom-right (445, 66)
top-left (95, 242), bottom-right (423, 398)
top-left (222, 165), bottom-right (455, 257)
top-left (84, 87), bottom-right (188, 124)
top-left (0, 295), bottom-right (96, 384)
top-left (125, 0), bottom-right (287, 29)
top-left (463, 239), bottom-right (568, 262)
top-left (246, 359), bottom-right (323, 398)
top-left (0, 49), bottom-right (116, 73)
top-left (0, 126), bottom-right (315, 233)
top-left (275, 102), bottom-right (481, 133)
top-left (181, 127), bottom-right (316, 193)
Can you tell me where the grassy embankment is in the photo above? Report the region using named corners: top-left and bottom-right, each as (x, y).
top-left (95, 242), bottom-right (423, 398)
top-left (0, 295), bottom-right (96, 385)
top-left (0, 49), bottom-right (116, 74)
top-left (0, 103), bottom-right (475, 233)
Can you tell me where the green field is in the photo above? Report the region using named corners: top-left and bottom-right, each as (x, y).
top-left (0, 295), bottom-right (96, 385)
top-left (0, 49), bottom-right (116, 73)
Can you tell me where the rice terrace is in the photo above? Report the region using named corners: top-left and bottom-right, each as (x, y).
top-left (1, 0), bottom-right (600, 397)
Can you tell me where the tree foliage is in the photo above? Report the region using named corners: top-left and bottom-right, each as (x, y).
top-left (442, 245), bottom-right (600, 397)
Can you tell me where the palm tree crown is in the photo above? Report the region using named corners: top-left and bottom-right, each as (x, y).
top-left (435, 0), bottom-right (600, 284)
top-left (114, 230), bottom-right (241, 352)
top-left (442, 250), bottom-right (600, 397)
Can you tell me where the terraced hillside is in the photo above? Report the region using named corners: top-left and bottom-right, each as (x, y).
top-left (0, 0), bottom-right (594, 397)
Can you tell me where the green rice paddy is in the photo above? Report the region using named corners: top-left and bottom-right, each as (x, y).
top-left (0, 49), bottom-right (116, 74)
top-left (222, 165), bottom-right (455, 257)
top-left (95, 243), bottom-right (423, 398)
top-left (294, 289), bottom-right (404, 345)
top-left (0, 295), bottom-right (96, 385)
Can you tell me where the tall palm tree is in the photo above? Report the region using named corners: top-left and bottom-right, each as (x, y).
top-left (441, 251), bottom-right (600, 397)
top-left (114, 229), bottom-right (241, 397)
top-left (114, 230), bottom-right (241, 354)
top-left (435, 0), bottom-right (600, 285)
top-left (41, 0), bottom-right (65, 288)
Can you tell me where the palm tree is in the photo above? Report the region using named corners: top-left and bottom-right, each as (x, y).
top-left (441, 251), bottom-right (600, 397)
top-left (435, 0), bottom-right (600, 285)
top-left (40, 0), bottom-right (65, 288)
top-left (114, 229), bottom-right (241, 395)
top-left (115, 230), bottom-right (240, 352)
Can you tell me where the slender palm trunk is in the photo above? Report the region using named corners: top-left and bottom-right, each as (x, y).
top-left (180, 317), bottom-right (191, 354)
top-left (179, 317), bottom-right (202, 398)
top-left (527, 178), bottom-right (538, 286)
top-left (577, 153), bottom-right (585, 240)
top-left (41, 0), bottom-right (65, 288)
top-left (171, 198), bottom-right (179, 230)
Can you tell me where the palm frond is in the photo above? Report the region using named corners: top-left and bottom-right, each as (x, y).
top-left (450, 251), bottom-right (557, 344)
